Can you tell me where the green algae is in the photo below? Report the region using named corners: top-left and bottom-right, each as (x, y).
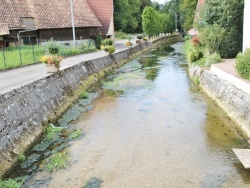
top-left (20, 154), bottom-right (40, 169)
top-left (58, 92), bottom-right (98, 127)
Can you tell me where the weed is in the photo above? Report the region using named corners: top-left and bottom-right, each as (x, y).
top-left (46, 152), bottom-right (69, 172)
top-left (0, 179), bottom-right (22, 188)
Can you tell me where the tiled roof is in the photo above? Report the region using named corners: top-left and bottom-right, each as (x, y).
top-left (86, 0), bottom-right (113, 35)
top-left (0, 0), bottom-right (101, 30)
top-left (0, 23), bottom-right (9, 35)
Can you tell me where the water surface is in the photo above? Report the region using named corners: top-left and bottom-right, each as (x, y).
top-left (7, 42), bottom-right (250, 188)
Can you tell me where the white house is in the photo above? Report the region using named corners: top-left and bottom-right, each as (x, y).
top-left (243, 0), bottom-right (250, 51)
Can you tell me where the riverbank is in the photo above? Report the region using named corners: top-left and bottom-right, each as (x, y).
top-left (189, 60), bottom-right (250, 138)
top-left (0, 34), bottom-right (182, 177)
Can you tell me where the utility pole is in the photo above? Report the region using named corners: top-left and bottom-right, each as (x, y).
top-left (70, 0), bottom-right (76, 48)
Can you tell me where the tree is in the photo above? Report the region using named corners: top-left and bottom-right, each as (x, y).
top-left (159, 13), bottom-right (173, 33)
top-left (124, 0), bottom-right (141, 33)
top-left (179, 0), bottom-right (198, 30)
top-left (142, 7), bottom-right (164, 37)
top-left (114, 0), bottom-right (131, 31)
top-left (114, 0), bottom-right (142, 33)
top-left (201, 0), bottom-right (244, 58)
top-left (199, 24), bottom-right (225, 54)
top-left (161, 0), bottom-right (182, 31)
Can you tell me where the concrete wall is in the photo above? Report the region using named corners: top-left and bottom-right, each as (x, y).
top-left (243, 0), bottom-right (250, 51)
top-left (189, 64), bottom-right (250, 138)
top-left (0, 35), bottom-right (181, 177)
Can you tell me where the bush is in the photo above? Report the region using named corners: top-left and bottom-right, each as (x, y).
top-left (236, 48), bottom-right (250, 79)
top-left (101, 38), bottom-right (113, 46)
top-left (184, 35), bottom-right (191, 41)
top-left (205, 52), bottom-right (221, 67)
top-left (199, 24), bottom-right (225, 54)
top-left (47, 39), bottom-right (60, 54)
top-left (219, 26), bottom-right (243, 58)
top-left (188, 47), bottom-right (203, 63)
top-left (103, 45), bottom-right (115, 55)
top-left (137, 36), bottom-right (143, 39)
top-left (108, 46), bottom-right (115, 55)
top-left (95, 35), bottom-right (102, 49)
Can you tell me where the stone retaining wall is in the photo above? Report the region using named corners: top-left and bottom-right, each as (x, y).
top-left (0, 35), bottom-right (181, 177)
top-left (189, 64), bottom-right (250, 138)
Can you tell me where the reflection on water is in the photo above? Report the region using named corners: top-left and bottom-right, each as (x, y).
top-left (5, 42), bottom-right (250, 188)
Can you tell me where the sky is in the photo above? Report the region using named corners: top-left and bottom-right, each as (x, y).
top-left (153, 0), bottom-right (167, 4)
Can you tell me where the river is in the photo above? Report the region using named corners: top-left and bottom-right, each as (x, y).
top-left (6, 42), bottom-right (250, 188)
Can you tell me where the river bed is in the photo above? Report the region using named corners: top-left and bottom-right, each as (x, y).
top-left (6, 42), bottom-right (250, 188)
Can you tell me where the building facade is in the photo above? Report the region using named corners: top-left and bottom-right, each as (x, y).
top-left (0, 0), bottom-right (113, 48)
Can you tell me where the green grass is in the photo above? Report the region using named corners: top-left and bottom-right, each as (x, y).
top-left (46, 152), bottom-right (69, 172)
top-left (0, 45), bottom-right (44, 70)
top-left (115, 31), bottom-right (131, 40)
top-left (0, 43), bottom-right (97, 71)
top-left (0, 179), bottom-right (22, 188)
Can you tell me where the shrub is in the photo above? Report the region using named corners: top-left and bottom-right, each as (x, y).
top-left (199, 24), bottom-right (225, 54)
top-left (187, 47), bottom-right (203, 63)
top-left (101, 38), bottom-right (113, 46)
top-left (96, 35), bottom-right (102, 49)
top-left (219, 26), bottom-right (242, 58)
top-left (236, 48), bottom-right (250, 79)
top-left (108, 46), bottom-right (115, 55)
top-left (46, 39), bottom-right (60, 54)
top-left (184, 35), bottom-right (191, 41)
top-left (205, 52), bottom-right (221, 67)
top-left (137, 36), bottom-right (143, 39)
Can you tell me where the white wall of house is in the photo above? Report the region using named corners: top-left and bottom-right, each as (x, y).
top-left (243, 0), bottom-right (250, 51)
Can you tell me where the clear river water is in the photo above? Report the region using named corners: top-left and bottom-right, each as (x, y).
top-left (6, 42), bottom-right (250, 188)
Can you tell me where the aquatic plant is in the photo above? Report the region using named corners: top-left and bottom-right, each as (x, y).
top-left (0, 178), bottom-right (22, 188)
top-left (45, 124), bottom-right (64, 139)
top-left (46, 152), bottom-right (70, 172)
top-left (69, 129), bottom-right (83, 139)
top-left (18, 152), bottom-right (26, 162)
top-left (80, 91), bottom-right (89, 99)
